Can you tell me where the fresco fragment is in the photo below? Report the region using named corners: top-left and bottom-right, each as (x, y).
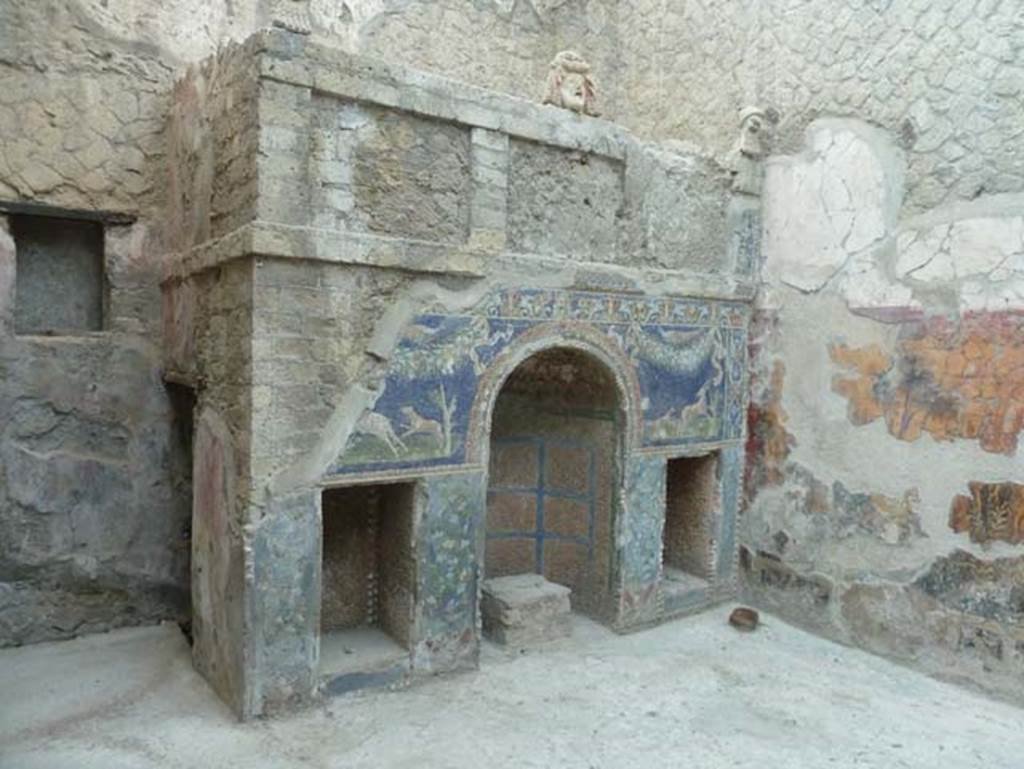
top-left (830, 312), bottom-right (1024, 455)
top-left (951, 481), bottom-right (1024, 545)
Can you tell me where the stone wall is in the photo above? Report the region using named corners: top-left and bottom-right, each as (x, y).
top-left (619, 0), bottom-right (1024, 214)
top-left (0, 203), bottom-right (192, 645)
top-left (5, 1), bottom-right (1022, 213)
top-left (743, 117), bottom-right (1024, 705)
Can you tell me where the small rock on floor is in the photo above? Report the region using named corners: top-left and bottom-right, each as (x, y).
top-left (728, 607), bottom-right (759, 632)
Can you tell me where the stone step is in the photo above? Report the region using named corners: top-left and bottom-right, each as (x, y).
top-left (481, 574), bottom-right (572, 647)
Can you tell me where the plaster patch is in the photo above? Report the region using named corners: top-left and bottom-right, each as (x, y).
top-left (763, 120), bottom-right (903, 295)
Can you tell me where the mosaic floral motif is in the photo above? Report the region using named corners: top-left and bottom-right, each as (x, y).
top-left (330, 289), bottom-right (749, 476)
top-left (417, 472), bottom-right (485, 641)
top-left (716, 446), bottom-right (742, 581)
top-left (724, 328), bottom-right (748, 439)
top-left (620, 454), bottom-right (667, 588)
top-left (615, 454), bottom-right (668, 627)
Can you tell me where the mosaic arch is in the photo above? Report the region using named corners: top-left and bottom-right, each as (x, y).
top-left (328, 287), bottom-right (749, 480)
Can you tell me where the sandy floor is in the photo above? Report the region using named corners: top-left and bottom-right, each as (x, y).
top-left (1, 607), bottom-right (1022, 768)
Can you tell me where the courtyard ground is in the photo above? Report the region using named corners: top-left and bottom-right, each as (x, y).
top-left (1, 606), bottom-right (1021, 768)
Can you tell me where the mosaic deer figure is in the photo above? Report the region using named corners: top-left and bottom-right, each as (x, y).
top-left (399, 406), bottom-right (444, 447)
top-left (354, 411), bottom-right (406, 458)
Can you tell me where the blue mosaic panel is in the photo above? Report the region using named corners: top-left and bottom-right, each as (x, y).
top-left (724, 326), bottom-right (749, 440)
top-left (716, 446), bottom-right (743, 583)
top-left (415, 468), bottom-right (483, 643)
top-left (615, 453), bottom-right (667, 628)
top-left (329, 289), bottom-right (749, 477)
top-left (620, 454), bottom-right (667, 588)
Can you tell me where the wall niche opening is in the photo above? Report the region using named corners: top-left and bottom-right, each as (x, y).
top-left (320, 483), bottom-right (415, 679)
top-left (485, 347), bottom-right (622, 623)
top-left (662, 453), bottom-right (719, 593)
top-left (13, 214), bottom-right (105, 334)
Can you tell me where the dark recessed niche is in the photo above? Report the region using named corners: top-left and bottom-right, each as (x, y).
top-left (321, 483), bottom-right (416, 648)
top-left (13, 215), bottom-right (105, 334)
top-left (663, 453), bottom-right (719, 582)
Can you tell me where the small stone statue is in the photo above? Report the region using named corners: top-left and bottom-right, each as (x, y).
top-left (543, 51), bottom-right (599, 117)
top-left (729, 106), bottom-right (774, 195)
top-left (272, 0), bottom-right (313, 34)
top-left (736, 106), bottom-right (770, 159)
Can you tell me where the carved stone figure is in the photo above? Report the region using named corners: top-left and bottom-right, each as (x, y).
top-left (543, 50), bottom-right (599, 116)
top-left (729, 106), bottom-right (773, 195)
top-left (736, 106), bottom-right (770, 159)
top-left (272, 0), bottom-right (313, 34)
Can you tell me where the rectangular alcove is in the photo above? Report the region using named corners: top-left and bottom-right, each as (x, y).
top-left (13, 214), bottom-right (105, 334)
top-left (662, 454), bottom-right (719, 595)
top-left (320, 483), bottom-right (416, 683)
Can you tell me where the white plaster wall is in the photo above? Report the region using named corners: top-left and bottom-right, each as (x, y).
top-left (764, 119), bottom-right (1024, 318)
top-left (749, 117), bottom-right (1024, 699)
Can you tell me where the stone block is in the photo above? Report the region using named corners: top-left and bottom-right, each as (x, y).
top-left (481, 574), bottom-right (572, 646)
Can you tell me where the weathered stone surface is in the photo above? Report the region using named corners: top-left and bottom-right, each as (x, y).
top-left (762, 120), bottom-right (904, 298)
top-left (0, 333), bottom-right (192, 647)
top-left (839, 574), bottom-right (1024, 704)
top-left (481, 574), bottom-right (572, 646)
top-left (0, 581), bottom-right (185, 646)
top-left (740, 548), bottom-right (833, 629)
top-left (312, 101), bottom-right (474, 244)
top-left (12, 216), bottom-right (104, 334)
top-left (914, 550), bottom-right (1024, 627)
top-left (4, 0), bottom-right (1022, 220)
top-left (623, 144), bottom-right (731, 272)
top-left (507, 140), bottom-right (623, 263)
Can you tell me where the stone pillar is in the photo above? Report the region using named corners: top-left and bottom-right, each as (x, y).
top-left (105, 222), bottom-right (152, 335)
top-left (468, 128), bottom-right (509, 252)
top-left (727, 106), bottom-right (773, 279)
top-left (191, 406), bottom-right (250, 716)
top-left (714, 445), bottom-right (743, 587)
top-left (412, 470), bottom-right (486, 672)
top-left (258, 80), bottom-right (314, 228)
top-left (613, 453), bottom-right (667, 630)
top-left (246, 489), bottom-right (321, 715)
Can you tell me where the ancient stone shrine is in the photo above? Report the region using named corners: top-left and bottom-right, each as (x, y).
top-left (161, 31), bottom-right (752, 717)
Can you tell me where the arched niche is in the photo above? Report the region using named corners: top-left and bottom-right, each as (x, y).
top-left (469, 324), bottom-right (640, 623)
